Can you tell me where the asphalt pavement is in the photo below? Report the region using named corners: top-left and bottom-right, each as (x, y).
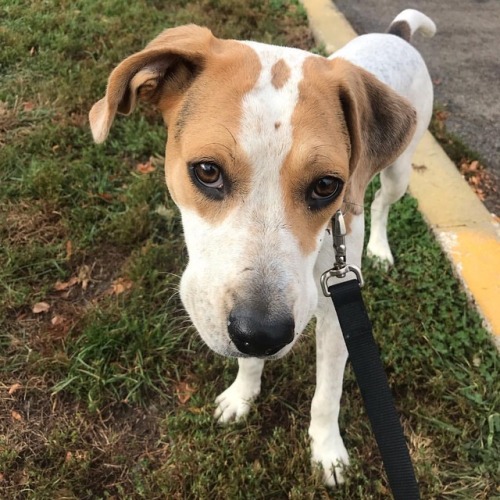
top-left (332, 0), bottom-right (500, 215)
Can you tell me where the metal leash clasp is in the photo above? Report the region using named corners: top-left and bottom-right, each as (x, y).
top-left (320, 210), bottom-right (364, 296)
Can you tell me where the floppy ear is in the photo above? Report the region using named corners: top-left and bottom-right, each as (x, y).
top-left (331, 58), bottom-right (417, 213)
top-left (89, 24), bottom-right (215, 143)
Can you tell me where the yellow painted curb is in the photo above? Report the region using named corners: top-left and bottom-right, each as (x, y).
top-left (301, 0), bottom-right (500, 340)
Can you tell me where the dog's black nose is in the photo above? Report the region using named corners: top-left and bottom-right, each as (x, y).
top-left (228, 307), bottom-right (295, 357)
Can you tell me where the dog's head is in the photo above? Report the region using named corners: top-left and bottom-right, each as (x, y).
top-left (90, 25), bottom-right (416, 358)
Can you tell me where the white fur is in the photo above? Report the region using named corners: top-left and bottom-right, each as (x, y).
top-left (393, 8), bottom-right (436, 38)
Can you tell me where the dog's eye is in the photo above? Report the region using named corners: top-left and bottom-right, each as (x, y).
top-left (307, 176), bottom-right (343, 209)
top-left (192, 162), bottom-right (223, 189)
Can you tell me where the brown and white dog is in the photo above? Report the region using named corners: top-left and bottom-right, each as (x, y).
top-left (90, 9), bottom-right (435, 486)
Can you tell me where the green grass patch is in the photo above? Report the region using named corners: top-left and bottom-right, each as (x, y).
top-left (0, 1), bottom-right (498, 498)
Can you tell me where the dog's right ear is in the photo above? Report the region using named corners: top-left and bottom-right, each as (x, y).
top-left (89, 25), bottom-right (214, 143)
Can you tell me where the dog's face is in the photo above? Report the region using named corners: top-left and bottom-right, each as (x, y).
top-left (90, 25), bottom-right (416, 358)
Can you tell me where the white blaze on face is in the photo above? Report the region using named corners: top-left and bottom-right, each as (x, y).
top-left (239, 42), bottom-right (308, 212)
top-left (179, 43), bottom-right (321, 357)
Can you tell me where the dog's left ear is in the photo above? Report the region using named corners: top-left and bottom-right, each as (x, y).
top-left (89, 25), bottom-right (215, 143)
top-left (331, 58), bottom-right (417, 211)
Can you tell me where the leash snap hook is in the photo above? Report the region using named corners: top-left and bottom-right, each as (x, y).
top-left (320, 210), bottom-right (364, 296)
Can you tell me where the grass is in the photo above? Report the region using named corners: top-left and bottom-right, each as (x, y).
top-left (1, 0), bottom-right (499, 498)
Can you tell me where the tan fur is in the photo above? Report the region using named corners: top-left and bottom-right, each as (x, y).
top-left (280, 56), bottom-right (415, 254)
top-left (270, 59), bottom-right (291, 89)
top-left (163, 40), bottom-right (261, 221)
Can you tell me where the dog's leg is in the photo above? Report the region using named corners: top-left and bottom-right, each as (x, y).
top-left (310, 215), bottom-right (364, 486)
top-left (309, 297), bottom-right (349, 486)
top-left (214, 357), bottom-right (264, 423)
top-left (367, 150), bottom-right (414, 268)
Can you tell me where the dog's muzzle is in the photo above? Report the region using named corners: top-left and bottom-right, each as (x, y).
top-left (227, 305), bottom-right (295, 357)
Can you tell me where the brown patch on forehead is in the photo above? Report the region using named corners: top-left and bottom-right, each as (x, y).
top-left (281, 56), bottom-right (351, 254)
top-left (161, 40), bottom-right (261, 224)
top-left (271, 59), bottom-right (291, 89)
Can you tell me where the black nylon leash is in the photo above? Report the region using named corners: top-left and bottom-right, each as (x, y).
top-left (329, 280), bottom-right (420, 499)
top-left (321, 211), bottom-right (420, 500)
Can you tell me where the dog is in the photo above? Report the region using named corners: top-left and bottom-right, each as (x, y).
top-left (89, 8), bottom-right (435, 486)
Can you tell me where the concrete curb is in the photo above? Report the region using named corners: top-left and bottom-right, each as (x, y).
top-left (300, 0), bottom-right (500, 344)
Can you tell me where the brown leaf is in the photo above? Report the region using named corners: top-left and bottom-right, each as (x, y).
top-left (136, 161), bottom-right (156, 174)
top-left (469, 160), bottom-right (480, 171)
top-left (32, 302), bottom-right (50, 314)
top-left (11, 410), bottom-right (23, 421)
top-left (175, 382), bottom-right (196, 404)
top-left (54, 276), bottom-right (79, 291)
top-left (8, 383), bottom-right (22, 395)
top-left (107, 277), bottom-right (133, 296)
top-left (23, 101), bottom-right (35, 112)
top-left (51, 315), bottom-right (65, 326)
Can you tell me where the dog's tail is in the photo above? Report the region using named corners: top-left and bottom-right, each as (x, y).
top-left (387, 9), bottom-right (436, 42)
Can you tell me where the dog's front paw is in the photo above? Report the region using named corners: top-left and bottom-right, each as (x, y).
top-left (311, 438), bottom-right (350, 487)
top-left (367, 239), bottom-right (394, 270)
top-left (214, 384), bottom-right (258, 423)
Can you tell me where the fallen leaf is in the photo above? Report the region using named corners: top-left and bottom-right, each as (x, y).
top-left (51, 315), bottom-right (65, 326)
top-left (54, 276), bottom-right (79, 291)
top-left (107, 277), bottom-right (133, 296)
top-left (11, 410), bottom-right (23, 421)
top-left (175, 381), bottom-right (196, 404)
top-left (32, 302), bottom-right (50, 314)
top-left (8, 383), bottom-right (22, 395)
top-left (23, 101), bottom-right (35, 112)
top-left (136, 161), bottom-right (156, 174)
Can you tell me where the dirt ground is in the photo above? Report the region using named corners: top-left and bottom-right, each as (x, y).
top-left (333, 0), bottom-right (500, 215)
